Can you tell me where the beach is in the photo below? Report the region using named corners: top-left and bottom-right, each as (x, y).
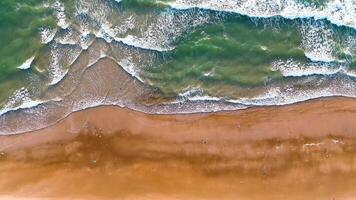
top-left (1, 0), bottom-right (356, 199)
top-left (2, 97), bottom-right (356, 199)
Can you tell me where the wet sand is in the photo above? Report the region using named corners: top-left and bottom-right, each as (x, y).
top-left (2, 97), bottom-right (356, 199)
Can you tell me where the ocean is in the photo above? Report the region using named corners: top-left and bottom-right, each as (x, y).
top-left (0, 0), bottom-right (355, 134)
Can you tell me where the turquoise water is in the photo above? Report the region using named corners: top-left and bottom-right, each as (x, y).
top-left (0, 0), bottom-right (355, 134)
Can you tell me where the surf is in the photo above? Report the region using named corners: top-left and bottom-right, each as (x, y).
top-left (0, 0), bottom-right (355, 135)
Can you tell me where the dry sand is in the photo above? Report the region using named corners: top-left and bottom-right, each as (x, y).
top-left (1, 97), bottom-right (356, 199)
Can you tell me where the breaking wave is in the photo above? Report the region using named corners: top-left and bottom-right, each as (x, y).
top-left (0, 0), bottom-right (355, 135)
top-left (164, 0), bottom-right (356, 29)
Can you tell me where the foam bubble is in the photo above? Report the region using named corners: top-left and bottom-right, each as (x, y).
top-left (17, 56), bottom-right (35, 70)
top-left (300, 21), bottom-right (336, 62)
top-left (48, 44), bottom-right (82, 85)
top-left (117, 57), bottom-right (144, 82)
top-left (177, 88), bottom-right (222, 102)
top-left (163, 0), bottom-right (356, 29)
top-left (91, 9), bottom-right (213, 51)
top-left (229, 77), bottom-right (356, 106)
top-left (39, 27), bottom-right (57, 44)
top-left (271, 59), bottom-right (356, 78)
top-left (0, 88), bottom-right (45, 116)
top-left (0, 100), bottom-right (46, 116)
top-left (271, 59), bottom-right (341, 77)
top-left (52, 0), bottom-right (71, 29)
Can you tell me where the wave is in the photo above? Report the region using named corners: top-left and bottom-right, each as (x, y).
top-left (0, 88), bottom-right (61, 117)
top-left (271, 59), bottom-right (340, 77)
top-left (17, 56), bottom-right (35, 70)
top-left (0, 100), bottom-right (46, 117)
top-left (2, 66), bottom-right (356, 135)
top-left (230, 81), bottom-right (356, 107)
top-left (48, 42), bottom-right (83, 85)
top-left (304, 51), bottom-right (335, 63)
top-left (117, 35), bottom-right (175, 52)
top-left (39, 27), bottom-right (57, 44)
top-left (89, 17), bottom-right (174, 52)
top-left (2, 0), bottom-right (355, 136)
top-left (162, 0), bottom-right (356, 29)
top-left (0, 94), bottom-right (243, 135)
top-left (171, 72), bottom-right (356, 109)
top-left (175, 80), bottom-right (356, 108)
top-left (90, 9), bottom-right (214, 52)
top-left (117, 58), bottom-right (145, 82)
top-left (299, 20), bottom-right (344, 63)
top-left (272, 59), bottom-right (356, 78)
top-left (176, 88), bottom-right (223, 102)
top-left (52, 0), bottom-right (71, 29)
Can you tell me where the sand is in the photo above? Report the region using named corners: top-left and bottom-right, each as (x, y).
top-left (1, 97), bottom-right (356, 199)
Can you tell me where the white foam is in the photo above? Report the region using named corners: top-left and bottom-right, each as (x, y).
top-left (304, 51), bottom-right (335, 63)
top-left (204, 69), bottom-right (215, 77)
top-left (150, 100), bottom-right (247, 114)
top-left (177, 88), bottom-right (223, 102)
top-left (92, 19), bottom-right (174, 51)
top-left (0, 100), bottom-right (45, 116)
top-left (271, 59), bottom-right (356, 78)
top-left (3, 76), bottom-right (356, 135)
top-left (4, 0), bottom-right (356, 135)
top-left (93, 23), bottom-right (154, 52)
top-left (52, 0), bottom-right (70, 29)
top-left (163, 0), bottom-right (356, 29)
top-left (39, 27), bottom-right (57, 44)
top-left (118, 35), bottom-right (175, 52)
top-left (47, 39), bottom-right (83, 85)
top-left (86, 50), bottom-right (107, 68)
top-left (55, 38), bottom-right (77, 45)
top-left (17, 56), bottom-right (35, 70)
top-left (55, 0), bottom-right (214, 53)
top-left (117, 57), bottom-right (144, 82)
top-left (79, 32), bottom-right (95, 50)
top-left (271, 59), bottom-right (341, 77)
top-left (94, 22), bottom-right (117, 43)
top-left (342, 68), bottom-right (356, 78)
top-left (164, 77), bottom-right (356, 114)
top-left (55, 28), bottom-right (78, 45)
top-left (48, 46), bottom-right (69, 85)
top-left (72, 97), bottom-right (108, 113)
top-left (91, 9), bottom-right (212, 52)
top-left (0, 88), bottom-right (45, 116)
top-left (228, 79), bottom-right (356, 107)
top-left (300, 21), bottom-right (336, 62)
top-left (171, 75), bottom-right (356, 110)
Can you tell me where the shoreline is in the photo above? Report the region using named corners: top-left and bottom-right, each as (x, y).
top-left (1, 95), bottom-right (354, 137)
top-left (2, 96), bottom-right (356, 152)
top-left (0, 93), bottom-right (353, 137)
top-left (2, 97), bottom-right (356, 199)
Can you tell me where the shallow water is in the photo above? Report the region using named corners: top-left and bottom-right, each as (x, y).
top-left (0, 0), bottom-right (355, 134)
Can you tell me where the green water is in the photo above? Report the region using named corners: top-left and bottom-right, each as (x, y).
top-left (0, 0), bottom-right (355, 109)
top-left (0, 0), bottom-right (356, 135)
top-left (143, 16), bottom-right (305, 97)
top-left (0, 0), bottom-right (52, 105)
top-left (0, 0), bottom-right (55, 78)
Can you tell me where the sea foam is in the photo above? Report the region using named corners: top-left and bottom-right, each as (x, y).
top-left (163, 0), bottom-right (356, 29)
top-left (17, 57), bottom-right (35, 70)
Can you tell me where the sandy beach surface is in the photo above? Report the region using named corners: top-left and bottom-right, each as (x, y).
top-left (2, 97), bottom-right (356, 199)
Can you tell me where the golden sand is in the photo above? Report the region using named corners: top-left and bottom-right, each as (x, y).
top-left (1, 97), bottom-right (356, 199)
